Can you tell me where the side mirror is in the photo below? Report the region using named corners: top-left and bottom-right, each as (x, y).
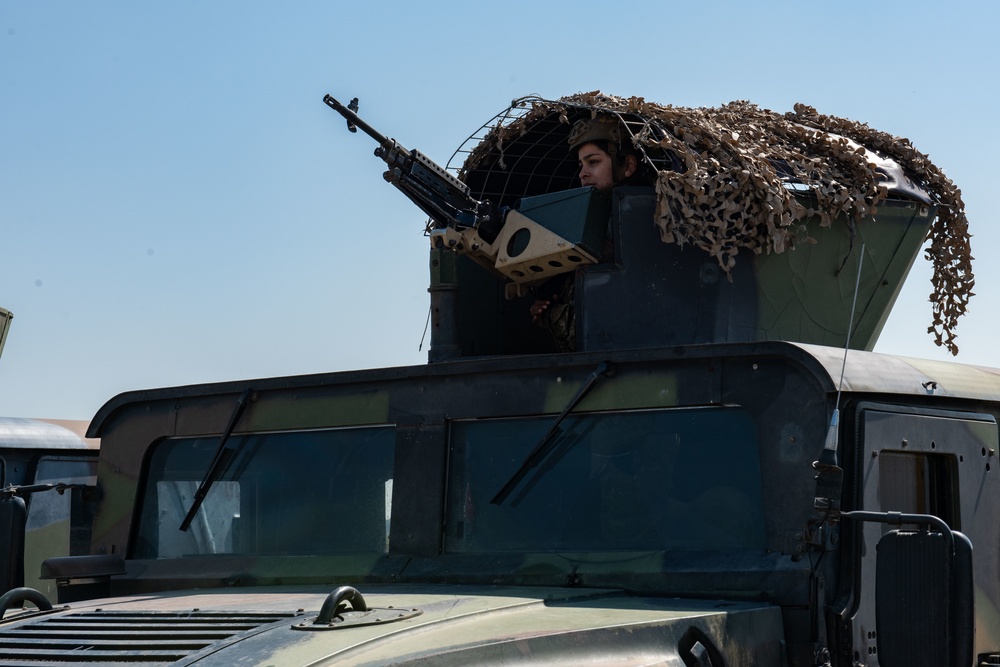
top-left (875, 528), bottom-right (973, 667)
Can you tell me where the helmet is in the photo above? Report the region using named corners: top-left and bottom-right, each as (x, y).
top-left (567, 115), bottom-right (623, 152)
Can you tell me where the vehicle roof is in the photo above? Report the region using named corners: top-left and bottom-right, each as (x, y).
top-left (791, 342), bottom-right (1000, 403)
top-left (0, 417), bottom-right (99, 451)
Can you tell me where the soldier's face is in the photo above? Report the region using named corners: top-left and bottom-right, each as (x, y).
top-left (577, 143), bottom-right (615, 190)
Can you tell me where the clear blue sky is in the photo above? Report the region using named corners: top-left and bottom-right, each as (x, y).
top-left (2, 1), bottom-right (998, 420)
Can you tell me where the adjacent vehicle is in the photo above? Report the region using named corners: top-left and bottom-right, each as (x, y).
top-left (0, 94), bottom-right (989, 666)
top-left (0, 418), bottom-right (98, 597)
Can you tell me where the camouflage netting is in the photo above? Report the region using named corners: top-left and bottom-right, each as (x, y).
top-left (461, 91), bottom-right (974, 354)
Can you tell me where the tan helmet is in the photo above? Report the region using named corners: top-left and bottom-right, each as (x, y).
top-left (567, 115), bottom-right (623, 152)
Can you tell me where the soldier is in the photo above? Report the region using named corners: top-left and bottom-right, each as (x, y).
top-left (568, 115), bottom-right (640, 190)
top-left (530, 116), bottom-right (653, 346)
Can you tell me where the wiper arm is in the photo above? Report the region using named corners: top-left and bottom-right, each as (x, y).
top-left (491, 361), bottom-right (615, 506)
top-left (1, 482), bottom-right (88, 498)
top-left (179, 388), bottom-right (252, 532)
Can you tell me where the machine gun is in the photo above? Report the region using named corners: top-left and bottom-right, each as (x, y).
top-left (323, 95), bottom-right (504, 245)
top-left (324, 94), bottom-right (610, 294)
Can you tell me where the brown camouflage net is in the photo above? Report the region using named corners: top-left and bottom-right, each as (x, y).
top-left (465, 92), bottom-right (974, 354)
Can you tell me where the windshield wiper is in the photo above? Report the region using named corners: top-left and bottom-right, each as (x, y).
top-left (179, 388), bottom-right (252, 532)
top-left (491, 361), bottom-right (615, 506)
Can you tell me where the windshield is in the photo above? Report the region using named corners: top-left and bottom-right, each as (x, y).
top-left (132, 426), bottom-right (394, 559)
top-left (445, 407), bottom-right (765, 552)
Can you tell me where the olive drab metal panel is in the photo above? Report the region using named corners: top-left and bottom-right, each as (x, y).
top-left (849, 404), bottom-right (1000, 664)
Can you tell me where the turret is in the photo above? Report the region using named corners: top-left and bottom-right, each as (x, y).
top-left (427, 93), bottom-right (971, 359)
top-left (322, 91), bottom-right (971, 361)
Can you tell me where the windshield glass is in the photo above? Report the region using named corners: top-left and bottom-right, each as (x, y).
top-left (445, 407), bottom-right (765, 552)
top-left (132, 426), bottom-right (394, 559)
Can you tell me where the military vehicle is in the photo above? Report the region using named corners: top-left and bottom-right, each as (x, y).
top-left (0, 418), bottom-right (99, 598)
top-left (0, 93), bottom-right (991, 667)
top-left (0, 311), bottom-right (101, 599)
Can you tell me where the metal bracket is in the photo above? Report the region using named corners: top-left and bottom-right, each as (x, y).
top-left (292, 606), bottom-right (422, 631)
top-left (291, 585), bottom-right (422, 631)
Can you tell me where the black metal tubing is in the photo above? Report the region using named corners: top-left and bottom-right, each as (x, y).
top-left (840, 510), bottom-right (955, 554)
top-left (314, 586), bottom-right (367, 625)
top-left (0, 587), bottom-right (52, 616)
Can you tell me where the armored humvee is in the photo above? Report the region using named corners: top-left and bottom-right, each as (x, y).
top-left (0, 94), bottom-right (991, 667)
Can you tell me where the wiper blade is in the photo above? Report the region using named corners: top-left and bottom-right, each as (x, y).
top-left (179, 388), bottom-right (252, 532)
top-left (491, 361), bottom-right (615, 506)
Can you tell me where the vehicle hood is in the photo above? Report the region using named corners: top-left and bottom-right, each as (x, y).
top-left (0, 584), bottom-right (783, 666)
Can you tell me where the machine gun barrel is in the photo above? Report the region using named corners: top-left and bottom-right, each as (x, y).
top-left (323, 94), bottom-right (503, 240)
top-left (323, 95), bottom-right (392, 149)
